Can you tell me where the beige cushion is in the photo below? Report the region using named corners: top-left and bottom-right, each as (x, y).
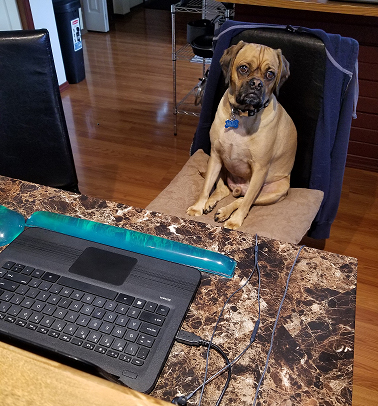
top-left (146, 150), bottom-right (324, 244)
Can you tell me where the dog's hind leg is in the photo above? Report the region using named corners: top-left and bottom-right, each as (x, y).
top-left (254, 176), bottom-right (290, 205)
top-left (204, 177), bottom-right (230, 214)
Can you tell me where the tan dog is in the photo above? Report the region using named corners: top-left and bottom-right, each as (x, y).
top-left (187, 41), bottom-right (297, 230)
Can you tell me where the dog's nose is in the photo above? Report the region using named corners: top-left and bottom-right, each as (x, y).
top-left (249, 78), bottom-right (263, 90)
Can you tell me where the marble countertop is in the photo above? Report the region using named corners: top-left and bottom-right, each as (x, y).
top-left (0, 176), bottom-right (357, 406)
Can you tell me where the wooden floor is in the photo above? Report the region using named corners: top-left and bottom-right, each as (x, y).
top-left (61, 6), bottom-right (378, 405)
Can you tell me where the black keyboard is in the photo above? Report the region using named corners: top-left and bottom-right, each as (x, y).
top-left (0, 227), bottom-right (201, 393)
top-left (0, 260), bottom-right (170, 368)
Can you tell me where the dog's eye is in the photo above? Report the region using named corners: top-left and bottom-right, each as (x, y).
top-left (266, 70), bottom-right (276, 80)
top-left (238, 65), bottom-right (249, 75)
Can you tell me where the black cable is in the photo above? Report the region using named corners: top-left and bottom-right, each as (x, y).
top-left (173, 330), bottom-right (232, 406)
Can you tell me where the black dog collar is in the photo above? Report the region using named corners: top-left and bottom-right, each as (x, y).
top-left (225, 99), bottom-right (270, 129)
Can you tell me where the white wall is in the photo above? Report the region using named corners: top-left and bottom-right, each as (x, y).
top-left (0, 0), bottom-right (22, 30)
top-left (29, 0), bottom-right (67, 85)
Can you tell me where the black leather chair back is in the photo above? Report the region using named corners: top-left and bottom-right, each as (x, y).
top-left (0, 29), bottom-right (79, 193)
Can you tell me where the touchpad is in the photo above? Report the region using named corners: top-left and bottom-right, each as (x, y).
top-left (69, 247), bottom-right (137, 286)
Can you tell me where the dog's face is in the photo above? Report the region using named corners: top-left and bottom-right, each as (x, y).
top-left (220, 41), bottom-right (290, 110)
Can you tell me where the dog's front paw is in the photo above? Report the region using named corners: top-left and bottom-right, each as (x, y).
top-left (224, 218), bottom-right (243, 230)
top-left (186, 205), bottom-right (203, 217)
top-left (223, 210), bottom-right (244, 229)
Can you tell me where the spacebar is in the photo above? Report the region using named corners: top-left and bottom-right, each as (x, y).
top-left (58, 276), bottom-right (118, 300)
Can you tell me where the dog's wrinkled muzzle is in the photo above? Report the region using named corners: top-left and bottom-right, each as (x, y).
top-left (236, 78), bottom-right (265, 109)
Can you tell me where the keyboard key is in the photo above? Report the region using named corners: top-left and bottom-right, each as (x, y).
top-left (0, 279), bottom-right (19, 292)
top-left (124, 330), bottom-right (137, 342)
top-left (31, 269), bottom-right (44, 278)
top-left (139, 310), bottom-right (165, 326)
top-left (124, 343), bottom-right (139, 356)
top-left (36, 291), bottom-right (50, 302)
top-left (58, 298), bottom-right (72, 308)
top-left (93, 297), bottom-right (106, 307)
top-left (71, 337), bottom-right (83, 346)
top-left (139, 323), bottom-right (160, 337)
top-left (25, 288), bottom-right (39, 298)
top-left (99, 335), bottom-right (113, 347)
top-left (29, 279), bottom-right (41, 288)
top-left (70, 291), bottom-right (84, 301)
top-left (60, 287), bottom-right (74, 297)
top-left (132, 359), bottom-right (144, 367)
top-left (10, 294), bottom-right (24, 305)
top-left (37, 327), bottom-right (49, 335)
top-left (81, 305), bottom-right (94, 315)
top-left (2, 261), bottom-right (15, 270)
top-left (115, 293), bottom-right (134, 305)
top-left (4, 315), bottom-right (16, 323)
top-left (38, 281), bottom-right (53, 291)
top-left (49, 330), bottom-right (60, 338)
top-left (87, 331), bottom-right (102, 343)
top-left (127, 308), bottom-right (140, 318)
top-left (8, 305), bottom-right (22, 316)
top-left (65, 311), bottom-right (79, 323)
top-left (133, 299), bottom-right (146, 309)
top-left (112, 338), bottom-right (126, 352)
top-left (119, 354), bottom-right (132, 362)
top-left (40, 316), bottom-right (55, 327)
top-left (77, 315), bottom-right (91, 326)
top-left (53, 308), bottom-right (68, 319)
top-left (127, 319), bottom-right (141, 331)
top-left (82, 294), bottom-right (95, 304)
top-left (92, 308), bottom-right (106, 319)
top-left (15, 285), bottom-right (29, 295)
top-left (12, 264), bottom-right (25, 273)
top-left (145, 301), bottom-right (157, 312)
top-left (63, 323), bottom-right (78, 335)
top-left (47, 294), bottom-right (60, 304)
top-left (5, 271), bottom-right (31, 285)
top-left (95, 345), bottom-right (107, 354)
top-left (18, 309), bottom-right (33, 320)
top-left (112, 326), bottom-right (126, 338)
top-left (137, 347), bottom-right (150, 360)
top-left (115, 304), bottom-right (128, 314)
top-left (137, 334), bottom-right (155, 348)
top-left (83, 342), bottom-right (95, 350)
top-left (104, 311), bottom-right (117, 323)
top-left (156, 305), bottom-right (170, 316)
top-left (69, 301), bottom-right (83, 312)
top-left (88, 318), bottom-right (102, 330)
top-left (41, 272), bottom-right (60, 283)
top-left (21, 297), bottom-right (34, 308)
top-left (31, 301), bottom-right (45, 312)
top-left (43, 304), bottom-right (57, 316)
top-left (52, 320), bottom-right (66, 331)
top-left (115, 315), bottom-right (128, 327)
top-left (75, 327), bottom-right (90, 339)
top-left (99, 322), bottom-right (113, 334)
top-left (104, 301), bottom-right (117, 311)
top-left (21, 266), bottom-right (34, 275)
top-left (106, 349), bottom-right (119, 358)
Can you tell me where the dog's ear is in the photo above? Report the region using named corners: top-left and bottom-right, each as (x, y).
top-left (220, 41), bottom-right (246, 85)
top-left (274, 49), bottom-right (290, 96)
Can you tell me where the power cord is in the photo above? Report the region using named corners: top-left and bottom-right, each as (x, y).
top-left (172, 236), bottom-right (305, 406)
top-left (173, 330), bottom-right (232, 406)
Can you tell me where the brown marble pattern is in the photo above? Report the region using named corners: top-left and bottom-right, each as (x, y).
top-left (0, 176), bottom-right (357, 406)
